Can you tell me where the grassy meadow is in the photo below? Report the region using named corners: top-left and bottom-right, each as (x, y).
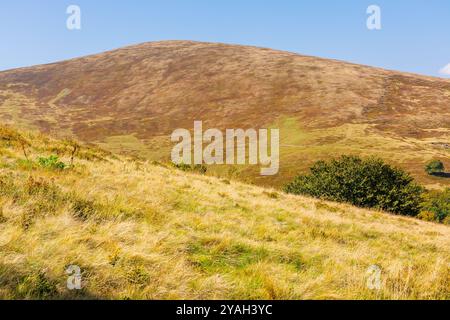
top-left (0, 125), bottom-right (448, 300)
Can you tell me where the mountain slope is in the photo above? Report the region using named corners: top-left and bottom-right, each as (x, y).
top-left (0, 41), bottom-right (449, 188)
top-left (0, 125), bottom-right (449, 299)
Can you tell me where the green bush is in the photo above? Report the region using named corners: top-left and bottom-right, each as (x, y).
top-left (425, 160), bottom-right (445, 175)
top-left (284, 155), bottom-right (423, 216)
top-left (37, 155), bottom-right (66, 170)
top-left (420, 188), bottom-right (450, 223)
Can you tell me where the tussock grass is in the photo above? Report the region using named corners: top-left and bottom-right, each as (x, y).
top-left (0, 125), bottom-right (449, 300)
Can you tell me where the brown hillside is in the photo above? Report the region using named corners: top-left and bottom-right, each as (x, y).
top-left (0, 41), bottom-right (449, 187)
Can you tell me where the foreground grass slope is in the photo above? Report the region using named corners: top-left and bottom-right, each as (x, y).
top-left (0, 125), bottom-right (449, 300)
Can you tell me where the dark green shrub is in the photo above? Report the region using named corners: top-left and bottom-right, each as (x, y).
top-left (425, 160), bottom-right (445, 175)
top-left (284, 155), bottom-right (423, 216)
top-left (420, 188), bottom-right (450, 223)
top-left (38, 155), bottom-right (66, 170)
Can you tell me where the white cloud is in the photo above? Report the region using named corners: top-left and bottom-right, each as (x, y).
top-left (439, 63), bottom-right (450, 76)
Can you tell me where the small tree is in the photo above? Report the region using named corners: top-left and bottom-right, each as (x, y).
top-left (425, 160), bottom-right (445, 175)
top-left (0, 126), bottom-right (31, 160)
top-left (17, 135), bottom-right (31, 161)
top-left (63, 139), bottom-right (80, 166)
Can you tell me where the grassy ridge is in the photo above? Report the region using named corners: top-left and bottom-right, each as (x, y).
top-left (0, 125), bottom-right (449, 299)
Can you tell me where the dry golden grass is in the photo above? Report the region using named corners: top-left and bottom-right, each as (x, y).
top-left (0, 125), bottom-right (449, 300)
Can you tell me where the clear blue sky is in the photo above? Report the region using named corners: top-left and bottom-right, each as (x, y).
top-left (1, 0), bottom-right (449, 77)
